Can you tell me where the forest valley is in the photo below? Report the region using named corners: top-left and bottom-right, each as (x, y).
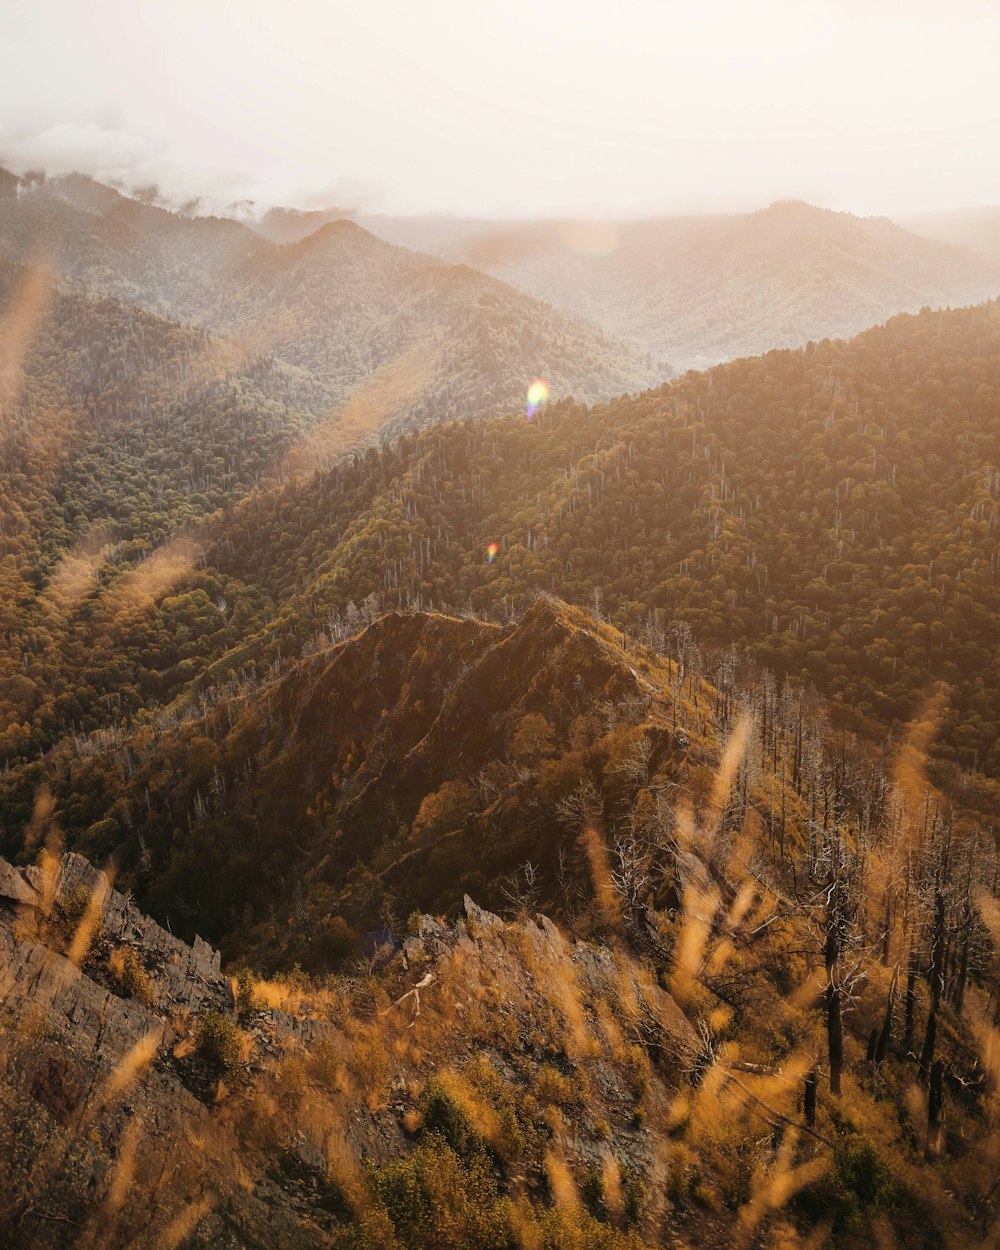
top-left (4, 171), bottom-right (1000, 1247)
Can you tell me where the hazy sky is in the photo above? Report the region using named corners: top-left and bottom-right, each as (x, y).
top-left (0, 0), bottom-right (998, 218)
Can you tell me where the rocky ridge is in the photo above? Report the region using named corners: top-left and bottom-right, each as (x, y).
top-left (0, 851), bottom-right (697, 1248)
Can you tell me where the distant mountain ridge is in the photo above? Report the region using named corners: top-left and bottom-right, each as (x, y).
top-left (898, 204), bottom-right (1000, 264)
top-left (0, 169), bottom-right (666, 433)
top-left (279, 198), bottom-right (997, 370)
top-left (424, 199), bottom-right (1000, 369)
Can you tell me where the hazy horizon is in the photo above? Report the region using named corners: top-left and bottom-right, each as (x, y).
top-left (1, 0), bottom-right (998, 220)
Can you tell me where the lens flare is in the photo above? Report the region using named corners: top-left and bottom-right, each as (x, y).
top-left (486, 542), bottom-right (500, 564)
top-left (526, 378), bottom-right (549, 418)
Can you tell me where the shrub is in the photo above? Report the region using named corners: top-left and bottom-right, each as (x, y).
top-left (55, 882), bottom-right (103, 951)
top-left (582, 1163), bottom-right (605, 1218)
top-left (352, 1033), bottom-right (392, 1107)
top-left (234, 966), bottom-right (261, 1016)
top-left (666, 1143), bottom-right (701, 1210)
top-left (307, 1037), bottom-right (342, 1087)
top-left (510, 713), bottom-right (555, 766)
top-left (372, 1135), bottom-right (511, 1250)
top-left (410, 781), bottom-right (476, 847)
top-left (534, 1206), bottom-right (646, 1249)
top-left (622, 1169), bottom-right (645, 1228)
top-left (533, 1064), bottom-right (577, 1106)
top-left (197, 1010), bottom-right (242, 1079)
top-left (834, 1135), bottom-right (891, 1206)
top-left (422, 1078), bottom-right (477, 1158)
top-left (110, 946), bottom-right (153, 1005)
top-left (617, 1044), bottom-right (650, 1103)
top-left (796, 1133), bottom-right (892, 1231)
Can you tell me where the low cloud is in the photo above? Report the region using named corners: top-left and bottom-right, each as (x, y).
top-left (0, 121), bottom-right (384, 220)
top-left (0, 121), bottom-right (157, 183)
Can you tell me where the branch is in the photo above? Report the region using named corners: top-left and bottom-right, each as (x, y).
top-left (380, 973), bottom-right (436, 1025)
top-left (725, 1071), bottom-right (835, 1149)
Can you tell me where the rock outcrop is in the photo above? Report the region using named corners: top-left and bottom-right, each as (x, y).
top-left (0, 853), bottom-right (326, 1248)
top-left (0, 851), bottom-right (698, 1248)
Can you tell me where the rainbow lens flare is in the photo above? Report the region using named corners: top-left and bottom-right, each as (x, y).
top-left (486, 542), bottom-right (500, 564)
top-left (526, 378), bottom-right (549, 418)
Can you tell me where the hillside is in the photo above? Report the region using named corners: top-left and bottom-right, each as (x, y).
top-left (4, 598), bottom-right (1000, 1248)
top-left (431, 201), bottom-right (1000, 369)
top-left (0, 249), bottom-right (337, 766)
top-left (899, 206), bottom-right (1000, 264)
top-left (0, 848), bottom-right (697, 1249)
top-left (0, 170), bottom-right (665, 429)
top-left (0, 173), bottom-right (664, 769)
top-left (6, 300), bottom-right (1000, 783)
top-left (7, 598), bottom-right (714, 960)
top-left (196, 220), bottom-right (667, 427)
top-left (0, 254), bottom-right (329, 562)
top-left (150, 299), bottom-right (1000, 782)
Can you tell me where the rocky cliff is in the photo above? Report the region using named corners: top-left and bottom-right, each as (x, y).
top-left (0, 852), bottom-right (697, 1248)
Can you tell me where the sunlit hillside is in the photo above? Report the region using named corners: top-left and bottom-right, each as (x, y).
top-left (420, 201), bottom-right (1000, 369)
top-left (3, 597), bottom-right (999, 1248)
top-left (0, 169), bottom-right (664, 430)
top-left (4, 1), bottom-right (1000, 1240)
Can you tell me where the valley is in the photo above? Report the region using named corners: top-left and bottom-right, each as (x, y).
top-left (3, 163), bottom-right (1000, 1249)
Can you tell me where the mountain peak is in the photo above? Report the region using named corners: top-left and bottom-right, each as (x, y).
top-left (293, 216), bottom-right (374, 248)
top-left (762, 197), bottom-right (821, 213)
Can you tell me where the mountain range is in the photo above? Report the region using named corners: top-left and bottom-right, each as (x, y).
top-left (0, 169), bottom-right (663, 435)
top-left (250, 198), bottom-right (1000, 370)
top-left (5, 167), bottom-right (1000, 1248)
top-left (427, 201), bottom-right (1000, 370)
top-left (898, 205), bottom-right (1000, 264)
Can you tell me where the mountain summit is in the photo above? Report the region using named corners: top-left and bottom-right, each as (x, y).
top-left (428, 200), bottom-right (1000, 368)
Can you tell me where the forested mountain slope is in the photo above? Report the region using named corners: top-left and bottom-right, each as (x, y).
top-left (191, 300), bottom-right (1000, 777)
top-left (0, 169), bottom-right (251, 321)
top-left (0, 248), bottom-right (337, 764)
top-left (0, 171), bottom-right (662, 767)
top-left (0, 170), bottom-right (664, 428)
top-left (195, 219), bottom-right (666, 424)
top-left (5, 596), bottom-right (1000, 1248)
top-left (433, 201), bottom-right (1000, 369)
top-left (5, 300), bottom-right (1000, 784)
top-left (0, 253), bottom-right (327, 565)
top-left (900, 205), bottom-right (1000, 264)
top-left (7, 598), bottom-right (694, 957)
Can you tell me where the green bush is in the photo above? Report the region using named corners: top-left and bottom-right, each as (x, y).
top-left (422, 1079), bottom-right (477, 1159)
top-left (234, 966), bottom-right (261, 1016)
top-left (372, 1135), bottom-right (510, 1250)
top-left (795, 1133), bottom-right (892, 1231)
top-left (118, 947), bottom-right (152, 1004)
top-left (197, 1010), bottom-right (242, 1079)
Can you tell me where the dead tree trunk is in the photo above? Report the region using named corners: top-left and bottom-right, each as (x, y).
top-left (926, 1060), bottom-right (944, 1160)
top-left (874, 972), bottom-right (896, 1064)
top-left (920, 888), bottom-right (946, 1081)
top-left (804, 1068), bottom-right (817, 1128)
top-left (904, 944), bottom-right (918, 1054)
top-left (826, 924), bottom-right (844, 1096)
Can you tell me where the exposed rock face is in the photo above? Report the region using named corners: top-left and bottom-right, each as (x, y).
top-left (0, 852), bottom-right (697, 1248)
top-left (0, 854), bottom-right (327, 1249)
top-left (0, 853), bottom-right (232, 1103)
top-left (0, 858), bottom-right (40, 909)
top-left (20, 852), bottom-right (229, 1012)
